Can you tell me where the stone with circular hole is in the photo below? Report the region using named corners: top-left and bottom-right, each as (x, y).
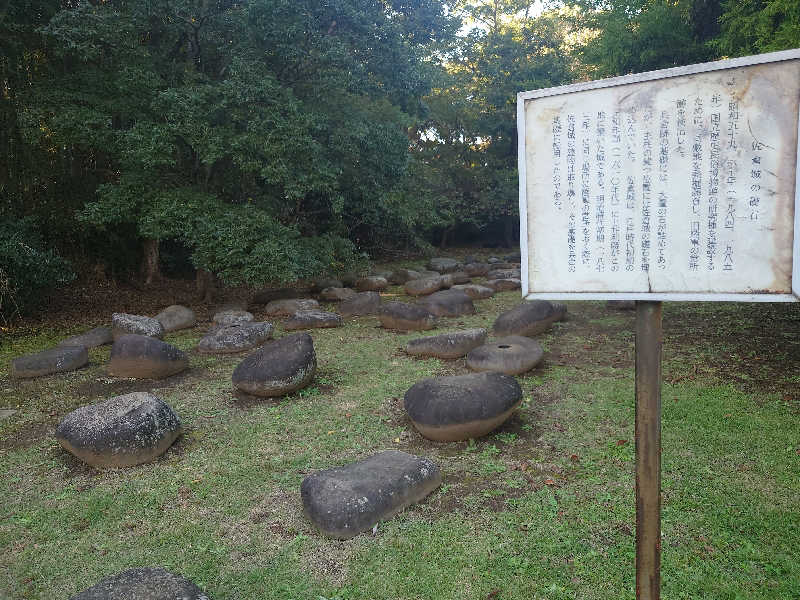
top-left (466, 335), bottom-right (543, 375)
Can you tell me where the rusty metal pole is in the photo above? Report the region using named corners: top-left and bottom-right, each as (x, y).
top-left (635, 300), bottom-right (662, 600)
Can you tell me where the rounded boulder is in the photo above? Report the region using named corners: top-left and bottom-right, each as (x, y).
top-left (112, 313), bottom-right (164, 340)
top-left (493, 300), bottom-right (567, 337)
top-left (404, 328), bottom-right (487, 359)
top-left (11, 346), bottom-right (89, 379)
top-left (404, 372), bottom-right (523, 442)
top-left (69, 567), bottom-right (208, 600)
top-left (466, 336), bottom-right (544, 375)
top-left (356, 276), bottom-right (388, 292)
top-left (284, 310), bottom-right (342, 330)
top-left (232, 332), bottom-right (316, 397)
top-left (265, 298), bottom-right (319, 316)
top-left (108, 335), bottom-right (188, 379)
top-left (339, 291), bottom-right (381, 317)
top-left (55, 392), bottom-right (182, 468)
top-left (451, 284), bottom-right (494, 300)
top-left (196, 322), bottom-right (274, 354)
top-left (320, 287), bottom-right (357, 302)
top-left (59, 327), bottom-right (113, 348)
top-left (416, 289), bottom-right (476, 317)
top-left (154, 305), bottom-right (196, 332)
top-left (378, 302), bottom-right (436, 331)
top-left (212, 309), bottom-right (254, 327)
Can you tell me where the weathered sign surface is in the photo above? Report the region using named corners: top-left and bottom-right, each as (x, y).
top-left (518, 49), bottom-right (800, 301)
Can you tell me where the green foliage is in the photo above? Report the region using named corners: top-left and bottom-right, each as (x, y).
top-left (714, 0), bottom-right (800, 56)
top-left (0, 219), bottom-right (74, 322)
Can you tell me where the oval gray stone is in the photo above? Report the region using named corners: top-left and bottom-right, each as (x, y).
top-left (320, 287), bottom-right (357, 302)
top-left (416, 289), bottom-right (476, 317)
top-left (405, 328), bottom-right (487, 359)
top-left (339, 291), bottom-right (381, 317)
top-left (464, 262), bottom-right (491, 277)
top-left (197, 322), bottom-right (274, 354)
top-left (404, 277), bottom-right (443, 296)
top-left (493, 300), bottom-right (567, 337)
top-left (466, 335), bottom-right (544, 375)
top-left (56, 393), bottom-right (182, 468)
top-left (485, 278), bottom-right (521, 292)
top-left (378, 302), bottom-right (436, 331)
top-left (69, 567), bottom-right (208, 599)
top-left (108, 335), bottom-right (188, 379)
top-left (212, 309), bottom-right (254, 326)
top-left (487, 268), bottom-right (521, 280)
top-left (59, 327), bottom-right (113, 348)
top-left (265, 298), bottom-right (319, 316)
top-left (154, 305), bottom-right (196, 332)
top-left (451, 284), bottom-right (495, 300)
top-left (11, 345), bottom-right (89, 379)
top-left (449, 271), bottom-right (471, 285)
top-left (112, 313), bottom-right (164, 340)
top-left (232, 332), bottom-right (316, 397)
top-left (404, 372), bottom-right (522, 442)
top-left (356, 276), bottom-right (388, 292)
top-left (301, 450), bottom-right (441, 540)
top-left (428, 257), bottom-right (462, 273)
top-left (388, 269), bottom-right (422, 284)
top-left (284, 310), bottom-right (342, 330)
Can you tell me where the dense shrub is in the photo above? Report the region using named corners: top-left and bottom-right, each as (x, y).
top-left (0, 219), bottom-right (75, 322)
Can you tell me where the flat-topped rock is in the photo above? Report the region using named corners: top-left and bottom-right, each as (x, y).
top-left (493, 300), bottom-right (567, 337)
top-left (378, 302), bottom-right (436, 331)
top-left (449, 271), bottom-right (471, 285)
top-left (284, 310), bottom-right (342, 330)
top-left (301, 450), bottom-right (441, 540)
top-left (232, 333), bottom-right (316, 397)
top-left (417, 270), bottom-right (441, 279)
top-left (416, 289), bottom-right (476, 317)
top-left (404, 277), bottom-right (443, 296)
top-left (356, 276), bottom-right (388, 292)
top-left (320, 287), bottom-right (357, 302)
top-left (70, 567), bottom-right (208, 600)
top-left (56, 393), bottom-right (182, 468)
top-left (428, 257), bottom-right (462, 273)
top-left (487, 268), bottom-right (520, 280)
top-left (464, 262), bottom-right (491, 277)
top-left (265, 298), bottom-right (319, 316)
top-left (451, 284), bottom-right (494, 300)
top-left (154, 305), bottom-right (196, 332)
top-left (485, 278), bottom-right (521, 291)
top-left (404, 372), bottom-right (523, 442)
top-left (59, 327), bottom-right (113, 348)
top-left (212, 309), bottom-right (254, 327)
top-left (112, 313), bottom-right (164, 340)
top-left (108, 335), bottom-right (188, 379)
top-left (388, 269), bottom-right (422, 284)
top-left (466, 336), bottom-right (544, 375)
top-left (11, 346), bottom-right (89, 379)
top-left (405, 328), bottom-right (487, 359)
top-left (197, 322), bottom-right (274, 354)
top-left (339, 291), bottom-right (381, 317)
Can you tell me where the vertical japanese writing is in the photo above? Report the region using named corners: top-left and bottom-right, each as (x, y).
top-left (567, 114), bottom-right (577, 272)
top-left (708, 105), bottom-right (721, 271)
top-left (641, 108), bottom-right (653, 273)
top-left (595, 111), bottom-right (606, 273)
top-left (750, 141), bottom-right (764, 221)
top-left (551, 116), bottom-right (562, 210)
top-left (581, 113), bottom-right (592, 266)
top-left (725, 94), bottom-right (740, 232)
top-left (689, 97), bottom-right (703, 269)
top-left (675, 98), bottom-right (687, 158)
top-left (609, 111), bottom-right (622, 272)
top-left (657, 110), bottom-right (669, 270)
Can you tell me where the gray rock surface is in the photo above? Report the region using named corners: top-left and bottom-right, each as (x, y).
top-left (232, 333), bottom-right (316, 397)
top-left (487, 268), bottom-right (521, 280)
top-left (59, 327), bottom-right (113, 348)
top-left (264, 298), bottom-right (319, 316)
top-left (339, 291), bottom-right (381, 317)
top-left (212, 309), bottom-right (254, 327)
top-left (319, 287), bottom-right (357, 302)
top-left (11, 346), bottom-right (89, 379)
top-left (112, 313), bottom-right (164, 340)
top-left (356, 276), bottom-right (389, 292)
top-left (485, 278), bottom-right (521, 291)
top-left (108, 335), bottom-right (188, 379)
top-left (388, 269), bottom-right (422, 284)
top-left (466, 336), bottom-right (544, 375)
top-left (464, 263), bottom-right (491, 277)
top-left (451, 284), bottom-right (495, 300)
top-left (154, 305), bottom-right (196, 332)
top-left (493, 300), bottom-right (567, 337)
top-left (378, 302), bottom-right (436, 331)
top-left (404, 277), bottom-right (443, 297)
top-left (416, 289), bottom-right (476, 317)
top-left (449, 271), bottom-right (471, 285)
top-left (197, 322), bottom-right (274, 354)
top-left (56, 393), bottom-right (182, 468)
top-left (301, 450), bottom-right (441, 539)
top-left (428, 257), bottom-right (462, 273)
top-left (69, 567), bottom-right (208, 600)
top-left (405, 328), bottom-right (487, 359)
top-left (404, 372), bottom-right (523, 442)
top-left (284, 310), bottom-right (342, 330)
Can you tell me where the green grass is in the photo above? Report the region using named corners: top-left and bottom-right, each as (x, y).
top-left (1, 286), bottom-right (799, 599)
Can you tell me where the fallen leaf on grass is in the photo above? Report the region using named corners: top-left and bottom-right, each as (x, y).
top-left (570, 454), bottom-right (580, 462)
top-left (616, 439), bottom-right (628, 446)
top-left (486, 589), bottom-right (500, 599)
top-left (544, 478), bottom-right (556, 486)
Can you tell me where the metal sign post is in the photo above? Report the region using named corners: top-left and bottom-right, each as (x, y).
top-left (635, 301), bottom-right (662, 600)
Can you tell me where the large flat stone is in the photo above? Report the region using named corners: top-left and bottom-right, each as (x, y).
top-left (197, 322), bottom-right (274, 354)
top-left (70, 567), bottom-right (208, 599)
top-left (466, 336), bottom-right (544, 375)
top-left (319, 287), bottom-right (357, 302)
top-left (451, 284), bottom-right (495, 300)
top-left (108, 335), bottom-right (188, 379)
top-left (404, 277), bottom-right (443, 296)
top-left (428, 257), bottom-right (462, 273)
top-left (154, 305), bottom-right (196, 332)
top-left (11, 346), bottom-right (89, 379)
top-left (301, 450), bottom-right (441, 539)
top-left (493, 300), bottom-right (567, 337)
top-left (339, 291), bottom-right (381, 317)
top-left (59, 327), bottom-right (113, 348)
top-left (356, 276), bottom-right (388, 292)
top-left (112, 313), bottom-right (164, 340)
top-left (284, 310), bottom-right (342, 330)
top-left (212, 309), bottom-right (253, 327)
top-left (378, 302), bottom-right (436, 331)
top-left (232, 333), bottom-right (316, 397)
top-left (405, 328), bottom-right (487, 359)
top-left (56, 392), bottom-right (182, 468)
top-left (416, 289), bottom-right (476, 317)
top-left (264, 298), bottom-right (319, 316)
top-left (485, 278), bottom-right (521, 292)
top-left (404, 372), bottom-right (522, 442)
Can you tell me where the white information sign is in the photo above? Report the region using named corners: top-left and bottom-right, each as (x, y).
top-left (518, 49), bottom-right (800, 302)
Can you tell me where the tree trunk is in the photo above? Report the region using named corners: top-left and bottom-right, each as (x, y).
top-left (196, 268), bottom-right (217, 303)
top-left (142, 238), bottom-right (161, 285)
top-left (439, 225), bottom-right (454, 249)
top-left (503, 217), bottom-right (517, 249)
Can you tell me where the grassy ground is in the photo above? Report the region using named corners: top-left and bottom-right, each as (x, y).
top-left (1, 257), bottom-right (799, 599)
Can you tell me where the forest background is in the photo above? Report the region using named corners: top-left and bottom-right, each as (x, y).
top-left (2, 0), bottom-right (799, 320)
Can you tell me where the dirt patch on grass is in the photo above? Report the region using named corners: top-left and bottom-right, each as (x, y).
top-left (74, 369), bottom-right (198, 400)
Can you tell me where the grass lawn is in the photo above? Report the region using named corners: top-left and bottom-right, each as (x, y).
top-left (1, 263), bottom-right (798, 599)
